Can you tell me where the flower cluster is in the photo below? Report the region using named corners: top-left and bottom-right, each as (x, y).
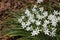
top-left (18, 5), bottom-right (60, 37)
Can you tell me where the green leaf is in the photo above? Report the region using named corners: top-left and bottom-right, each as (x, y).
top-left (1, 28), bottom-right (31, 38)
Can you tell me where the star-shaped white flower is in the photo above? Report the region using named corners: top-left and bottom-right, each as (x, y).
top-left (18, 18), bottom-right (22, 23)
top-left (39, 7), bottom-right (44, 12)
top-left (25, 9), bottom-right (31, 17)
top-left (21, 16), bottom-right (25, 19)
top-left (48, 14), bottom-right (56, 20)
top-left (31, 27), bottom-right (40, 36)
top-left (35, 20), bottom-right (41, 26)
top-left (50, 28), bottom-right (57, 37)
top-left (44, 20), bottom-right (50, 24)
top-left (26, 20), bottom-right (31, 26)
top-left (51, 18), bottom-right (58, 27)
top-left (36, 13), bottom-right (44, 19)
top-left (21, 22), bottom-right (26, 28)
top-left (44, 29), bottom-right (50, 35)
top-left (53, 10), bottom-right (59, 15)
top-left (43, 11), bottom-right (48, 17)
top-left (26, 26), bottom-right (33, 31)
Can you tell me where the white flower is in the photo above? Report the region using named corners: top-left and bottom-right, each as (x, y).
top-left (26, 26), bottom-right (33, 31)
top-left (37, 0), bottom-right (43, 3)
top-left (53, 10), bottom-right (59, 15)
top-left (36, 13), bottom-right (44, 19)
top-left (35, 20), bottom-right (41, 26)
top-left (42, 23), bottom-right (47, 28)
top-left (48, 14), bottom-right (56, 20)
top-left (30, 19), bottom-right (35, 23)
top-left (31, 27), bottom-right (40, 36)
top-left (51, 18), bottom-right (58, 27)
top-left (32, 5), bottom-right (37, 12)
top-left (33, 5), bottom-right (37, 8)
top-left (26, 20), bottom-right (31, 26)
top-left (57, 17), bottom-right (60, 21)
top-left (36, 13), bottom-right (40, 19)
top-left (21, 22), bottom-right (26, 28)
top-left (30, 14), bottom-right (34, 18)
top-left (51, 21), bottom-right (57, 27)
top-left (21, 16), bottom-right (25, 19)
top-left (28, 14), bottom-right (35, 23)
top-left (18, 18), bottom-right (22, 23)
top-left (43, 23), bottom-right (50, 35)
top-left (39, 7), bottom-right (44, 12)
top-left (43, 11), bottom-right (48, 17)
top-left (50, 28), bottom-right (57, 37)
top-left (32, 8), bottom-right (37, 12)
top-left (28, 14), bottom-right (34, 20)
top-left (44, 20), bottom-right (50, 24)
top-left (26, 27), bottom-right (31, 31)
top-left (52, 18), bottom-right (58, 23)
top-left (44, 29), bottom-right (50, 35)
top-left (47, 12), bottom-right (59, 27)
top-left (25, 9), bottom-right (31, 17)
